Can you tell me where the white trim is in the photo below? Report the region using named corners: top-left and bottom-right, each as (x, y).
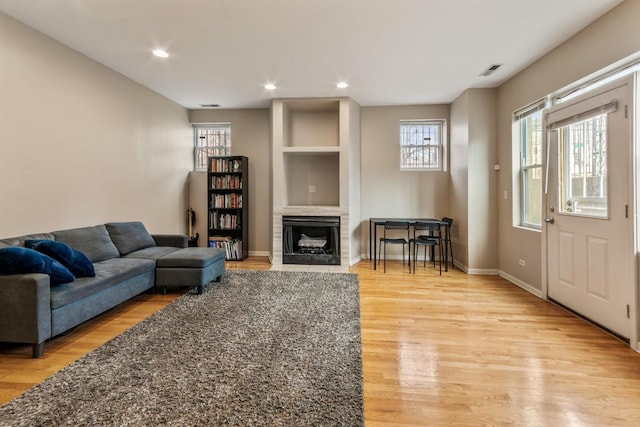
top-left (513, 99), bottom-right (547, 121)
top-left (465, 268), bottom-right (499, 275)
top-left (191, 122), bottom-right (232, 128)
top-left (452, 262), bottom-right (497, 275)
top-left (498, 270), bottom-right (544, 299)
top-left (632, 73), bottom-right (640, 352)
top-left (349, 255), bottom-right (362, 266)
top-left (248, 250), bottom-right (271, 257)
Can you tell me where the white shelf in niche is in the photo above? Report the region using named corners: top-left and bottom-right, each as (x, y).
top-left (282, 146), bottom-right (340, 153)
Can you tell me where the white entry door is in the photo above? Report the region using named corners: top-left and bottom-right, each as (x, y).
top-left (545, 79), bottom-right (633, 339)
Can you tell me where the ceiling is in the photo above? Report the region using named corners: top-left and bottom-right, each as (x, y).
top-left (0, 0), bottom-right (624, 109)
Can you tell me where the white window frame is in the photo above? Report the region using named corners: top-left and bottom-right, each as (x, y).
top-left (513, 100), bottom-right (546, 230)
top-left (194, 123), bottom-right (231, 171)
top-left (399, 119), bottom-right (446, 171)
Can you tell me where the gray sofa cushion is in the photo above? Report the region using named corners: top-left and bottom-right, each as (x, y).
top-left (53, 225), bottom-right (120, 263)
top-left (106, 221), bottom-right (157, 256)
top-left (0, 233), bottom-right (55, 249)
top-left (156, 247), bottom-right (226, 268)
top-left (124, 246), bottom-right (183, 261)
top-left (50, 257), bottom-right (155, 310)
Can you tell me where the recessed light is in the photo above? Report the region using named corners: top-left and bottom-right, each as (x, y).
top-left (152, 49), bottom-right (169, 58)
top-left (337, 82), bottom-right (349, 89)
top-left (265, 83), bottom-right (276, 90)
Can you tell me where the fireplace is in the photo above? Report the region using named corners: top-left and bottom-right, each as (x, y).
top-left (282, 216), bottom-right (340, 265)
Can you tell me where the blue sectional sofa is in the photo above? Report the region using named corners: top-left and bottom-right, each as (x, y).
top-left (0, 221), bottom-right (225, 358)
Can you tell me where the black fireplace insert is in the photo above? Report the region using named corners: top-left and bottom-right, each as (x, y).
top-left (282, 216), bottom-right (340, 265)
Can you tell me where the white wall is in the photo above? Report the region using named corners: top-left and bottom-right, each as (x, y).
top-left (0, 13), bottom-right (192, 238)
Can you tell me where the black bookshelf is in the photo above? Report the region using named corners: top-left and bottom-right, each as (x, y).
top-left (207, 156), bottom-right (248, 260)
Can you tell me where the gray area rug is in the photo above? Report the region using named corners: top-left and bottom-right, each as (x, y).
top-left (0, 270), bottom-right (363, 426)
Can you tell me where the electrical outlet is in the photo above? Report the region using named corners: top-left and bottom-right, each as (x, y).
top-left (308, 185), bottom-right (316, 193)
top-left (519, 259), bottom-right (526, 267)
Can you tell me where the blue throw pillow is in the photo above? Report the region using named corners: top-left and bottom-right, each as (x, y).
top-left (25, 239), bottom-right (95, 278)
top-left (0, 247), bottom-right (75, 285)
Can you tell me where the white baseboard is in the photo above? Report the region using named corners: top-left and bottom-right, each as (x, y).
top-left (248, 250), bottom-right (271, 257)
top-left (445, 261), bottom-right (497, 275)
top-left (350, 255), bottom-right (362, 266)
top-left (465, 268), bottom-right (499, 275)
top-left (498, 270), bottom-right (544, 299)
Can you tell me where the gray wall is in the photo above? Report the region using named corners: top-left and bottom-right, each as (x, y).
top-left (496, 0), bottom-right (640, 290)
top-left (450, 88), bottom-right (497, 272)
top-left (360, 104), bottom-right (451, 258)
top-left (468, 89), bottom-right (498, 271)
top-left (188, 109), bottom-right (271, 255)
top-left (0, 13), bottom-right (192, 238)
top-left (450, 93), bottom-right (470, 267)
top-left (188, 104), bottom-right (455, 260)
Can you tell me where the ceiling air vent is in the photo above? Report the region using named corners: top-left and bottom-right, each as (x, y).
top-left (479, 64), bottom-right (503, 77)
top-left (200, 104), bottom-right (220, 108)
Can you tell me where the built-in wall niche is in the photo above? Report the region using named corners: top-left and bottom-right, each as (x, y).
top-left (283, 99), bottom-right (339, 148)
top-left (284, 152), bottom-right (339, 206)
top-left (271, 96), bottom-right (360, 268)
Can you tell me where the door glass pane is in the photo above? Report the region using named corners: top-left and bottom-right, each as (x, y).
top-left (557, 113), bottom-right (608, 217)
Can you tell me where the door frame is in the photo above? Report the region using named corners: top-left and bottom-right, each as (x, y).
top-left (540, 75), bottom-right (639, 351)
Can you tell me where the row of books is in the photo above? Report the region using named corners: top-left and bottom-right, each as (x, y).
top-left (210, 193), bottom-right (242, 209)
top-left (210, 175), bottom-right (242, 189)
top-left (210, 158), bottom-right (242, 173)
top-left (208, 237), bottom-right (243, 260)
top-left (209, 212), bottom-right (240, 229)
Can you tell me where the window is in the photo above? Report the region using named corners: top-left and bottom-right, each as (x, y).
top-left (514, 101), bottom-right (545, 228)
top-left (194, 124), bottom-right (231, 171)
top-left (557, 113), bottom-right (608, 217)
top-left (399, 120), bottom-right (445, 170)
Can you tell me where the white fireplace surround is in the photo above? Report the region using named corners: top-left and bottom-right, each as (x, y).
top-left (272, 207), bottom-right (350, 266)
top-left (270, 97), bottom-right (361, 270)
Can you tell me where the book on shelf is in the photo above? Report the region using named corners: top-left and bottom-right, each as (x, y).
top-left (209, 212), bottom-right (240, 229)
top-left (208, 236), bottom-right (243, 259)
top-left (210, 175), bottom-right (242, 189)
top-left (210, 193), bottom-right (242, 209)
top-left (210, 158), bottom-right (243, 173)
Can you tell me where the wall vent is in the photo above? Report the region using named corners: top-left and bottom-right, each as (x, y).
top-left (479, 64), bottom-right (503, 77)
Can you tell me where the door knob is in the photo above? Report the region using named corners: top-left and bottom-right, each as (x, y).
top-left (544, 217), bottom-right (555, 224)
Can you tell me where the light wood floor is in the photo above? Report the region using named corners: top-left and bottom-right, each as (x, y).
top-left (2, 257), bottom-right (640, 426)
